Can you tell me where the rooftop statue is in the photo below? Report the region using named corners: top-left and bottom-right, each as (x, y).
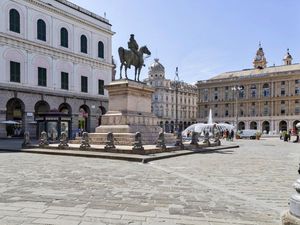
top-left (118, 34), bottom-right (151, 82)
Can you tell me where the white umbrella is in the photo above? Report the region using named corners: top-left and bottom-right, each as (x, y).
top-left (0, 120), bottom-right (20, 125)
top-left (296, 122), bottom-right (300, 128)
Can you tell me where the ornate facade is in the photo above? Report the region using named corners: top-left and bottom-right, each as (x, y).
top-left (197, 45), bottom-right (300, 134)
top-left (0, 0), bottom-right (114, 138)
top-left (144, 59), bottom-right (198, 132)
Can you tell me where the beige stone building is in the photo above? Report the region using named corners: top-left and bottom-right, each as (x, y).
top-left (144, 59), bottom-right (198, 132)
top-left (197, 45), bottom-right (300, 134)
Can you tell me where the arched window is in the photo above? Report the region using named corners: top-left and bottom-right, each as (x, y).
top-left (80, 35), bottom-right (87, 53)
top-left (9, 9), bottom-right (20, 33)
top-left (98, 41), bottom-right (104, 58)
top-left (60, 27), bottom-right (68, 48)
top-left (37, 19), bottom-right (46, 41)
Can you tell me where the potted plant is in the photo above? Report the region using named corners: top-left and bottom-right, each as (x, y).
top-left (255, 131), bottom-right (262, 140)
top-left (236, 130), bottom-right (241, 139)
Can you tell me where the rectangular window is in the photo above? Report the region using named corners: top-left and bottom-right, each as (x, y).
top-left (10, 61), bottom-right (20, 83)
top-left (98, 79), bottom-right (104, 95)
top-left (61, 72), bottom-right (69, 90)
top-left (38, 67), bottom-right (47, 87)
top-left (281, 89), bottom-right (285, 96)
top-left (81, 76), bottom-right (88, 93)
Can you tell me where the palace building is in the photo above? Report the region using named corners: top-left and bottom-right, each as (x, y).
top-left (145, 58), bottom-right (198, 132)
top-left (0, 0), bottom-right (114, 138)
top-left (197, 44), bottom-right (300, 134)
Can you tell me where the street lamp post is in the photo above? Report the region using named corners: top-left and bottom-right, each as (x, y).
top-left (174, 67), bottom-right (179, 134)
top-left (231, 85), bottom-right (243, 131)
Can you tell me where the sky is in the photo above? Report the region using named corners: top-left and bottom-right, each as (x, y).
top-left (70, 0), bottom-right (300, 84)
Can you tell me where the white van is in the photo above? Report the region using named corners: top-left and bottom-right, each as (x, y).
top-left (238, 129), bottom-right (258, 139)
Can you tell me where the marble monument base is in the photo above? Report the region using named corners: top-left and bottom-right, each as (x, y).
top-left (92, 80), bottom-right (176, 146)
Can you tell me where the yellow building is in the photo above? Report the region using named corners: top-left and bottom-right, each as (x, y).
top-left (197, 45), bottom-right (300, 134)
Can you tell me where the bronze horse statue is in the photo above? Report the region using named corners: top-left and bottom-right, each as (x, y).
top-left (118, 45), bottom-right (151, 82)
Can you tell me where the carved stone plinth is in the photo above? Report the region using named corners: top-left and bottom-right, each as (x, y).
top-left (281, 178), bottom-right (300, 225)
top-left (80, 132), bottom-right (91, 150)
top-left (93, 80), bottom-right (176, 145)
top-left (39, 131), bottom-right (49, 147)
top-left (58, 132), bottom-right (69, 149)
top-left (105, 132), bottom-right (116, 150)
top-left (282, 211), bottom-right (300, 225)
top-left (156, 132), bottom-right (166, 150)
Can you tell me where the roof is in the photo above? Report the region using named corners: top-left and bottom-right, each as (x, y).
top-left (209, 63), bottom-right (300, 81)
top-left (52, 0), bottom-right (111, 26)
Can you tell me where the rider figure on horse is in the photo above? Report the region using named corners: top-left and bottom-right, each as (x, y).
top-left (128, 34), bottom-right (139, 68)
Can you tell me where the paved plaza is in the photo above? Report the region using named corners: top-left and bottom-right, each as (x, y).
top-left (0, 138), bottom-right (299, 225)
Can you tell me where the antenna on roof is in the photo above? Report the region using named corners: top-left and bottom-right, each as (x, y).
top-left (104, 12), bottom-right (106, 18)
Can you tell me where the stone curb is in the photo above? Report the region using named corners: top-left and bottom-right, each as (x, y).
top-left (0, 144), bottom-right (239, 163)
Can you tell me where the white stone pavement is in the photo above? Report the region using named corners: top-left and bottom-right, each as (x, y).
top-left (0, 137), bottom-right (299, 225)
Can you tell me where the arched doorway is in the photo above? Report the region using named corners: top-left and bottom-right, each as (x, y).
top-left (170, 121), bottom-right (174, 133)
top-left (183, 121), bottom-right (187, 129)
top-left (238, 121), bottom-right (245, 130)
top-left (159, 121), bottom-right (163, 129)
top-left (98, 106), bottom-right (107, 126)
top-left (279, 120), bottom-right (287, 132)
top-left (179, 121), bottom-right (183, 132)
top-left (262, 121), bottom-right (270, 134)
top-left (250, 121), bottom-right (257, 130)
top-left (35, 101), bottom-right (50, 114)
top-left (79, 105), bottom-right (90, 133)
top-left (165, 121), bottom-right (170, 133)
top-left (58, 103), bottom-right (72, 137)
top-left (6, 98), bottom-right (25, 137)
top-left (35, 101), bottom-right (50, 137)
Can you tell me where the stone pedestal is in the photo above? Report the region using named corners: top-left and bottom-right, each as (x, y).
top-left (281, 179), bottom-right (300, 225)
top-left (282, 211), bottom-right (300, 225)
top-left (94, 80), bottom-right (175, 145)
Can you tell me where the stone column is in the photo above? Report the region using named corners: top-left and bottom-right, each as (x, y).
top-left (282, 178), bottom-right (300, 225)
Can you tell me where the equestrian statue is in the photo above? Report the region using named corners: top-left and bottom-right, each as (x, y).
top-left (118, 34), bottom-right (151, 82)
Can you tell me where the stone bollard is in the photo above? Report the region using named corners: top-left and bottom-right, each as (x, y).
top-left (80, 132), bottom-right (91, 150)
top-left (175, 132), bottom-right (184, 149)
top-left (282, 179), bottom-right (300, 225)
top-left (58, 132), bottom-right (69, 149)
top-left (156, 131), bottom-right (166, 150)
top-left (190, 131), bottom-right (199, 146)
top-left (39, 131), bottom-right (49, 147)
top-left (105, 132), bottom-right (116, 150)
top-left (22, 131), bottom-right (31, 148)
top-left (132, 132), bottom-right (144, 151)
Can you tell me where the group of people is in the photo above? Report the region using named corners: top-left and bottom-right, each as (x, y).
top-left (221, 129), bottom-right (235, 141)
top-left (280, 129), bottom-right (299, 143)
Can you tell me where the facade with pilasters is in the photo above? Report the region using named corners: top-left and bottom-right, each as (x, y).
top-left (0, 0), bottom-right (114, 138)
top-left (197, 45), bottom-right (300, 134)
top-left (144, 59), bottom-right (198, 132)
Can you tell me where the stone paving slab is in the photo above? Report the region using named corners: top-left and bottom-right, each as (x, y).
top-left (0, 138), bottom-right (298, 224)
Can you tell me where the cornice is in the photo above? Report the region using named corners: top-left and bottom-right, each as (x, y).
top-left (0, 83), bottom-right (108, 102)
top-left (24, 0), bottom-right (115, 36)
top-left (0, 33), bottom-right (114, 69)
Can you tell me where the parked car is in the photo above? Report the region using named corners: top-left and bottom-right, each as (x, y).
top-left (238, 129), bottom-right (259, 139)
